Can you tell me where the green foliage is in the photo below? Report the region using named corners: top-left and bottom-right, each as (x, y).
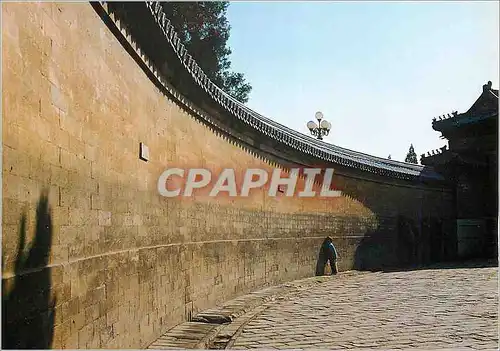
top-left (405, 144), bottom-right (418, 164)
top-left (161, 2), bottom-right (252, 103)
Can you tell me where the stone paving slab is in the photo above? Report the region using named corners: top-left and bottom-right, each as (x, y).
top-left (231, 264), bottom-right (498, 350)
top-left (149, 261), bottom-right (498, 350)
top-left (148, 322), bottom-right (219, 349)
top-left (148, 273), bottom-right (364, 349)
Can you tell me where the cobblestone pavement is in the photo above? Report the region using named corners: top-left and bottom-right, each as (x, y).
top-left (232, 266), bottom-right (498, 350)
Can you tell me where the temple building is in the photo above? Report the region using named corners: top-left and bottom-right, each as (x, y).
top-left (421, 81), bottom-right (498, 260)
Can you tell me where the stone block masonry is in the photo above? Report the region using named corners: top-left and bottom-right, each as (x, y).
top-left (2, 2), bottom-right (453, 349)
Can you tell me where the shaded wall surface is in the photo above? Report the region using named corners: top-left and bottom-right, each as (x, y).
top-left (2, 3), bottom-right (453, 349)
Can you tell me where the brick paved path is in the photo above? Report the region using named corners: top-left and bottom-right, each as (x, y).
top-left (232, 266), bottom-right (498, 350)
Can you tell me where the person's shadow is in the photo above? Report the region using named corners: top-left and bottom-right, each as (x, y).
top-left (2, 190), bottom-right (56, 349)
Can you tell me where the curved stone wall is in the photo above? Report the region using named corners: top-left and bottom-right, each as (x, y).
top-left (2, 2), bottom-right (453, 349)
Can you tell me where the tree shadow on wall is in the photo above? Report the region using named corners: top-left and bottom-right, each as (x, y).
top-left (352, 213), bottom-right (496, 273)
top-left (2, 190), bottom-right (56, 349)
top-left (339, 177), bottom-right (449, 273)
top-left (353, 216), bottom-right (418, 272)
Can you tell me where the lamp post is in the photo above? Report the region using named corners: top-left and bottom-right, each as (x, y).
top-left (307, 111), bottom-right (331, 141)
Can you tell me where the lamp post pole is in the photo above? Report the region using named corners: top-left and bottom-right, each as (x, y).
top-left (307, 111), bottom-right (331, 141)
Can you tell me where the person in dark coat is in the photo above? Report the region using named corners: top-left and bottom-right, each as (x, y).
top-left (315, 236), bottom-right (339, 276)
